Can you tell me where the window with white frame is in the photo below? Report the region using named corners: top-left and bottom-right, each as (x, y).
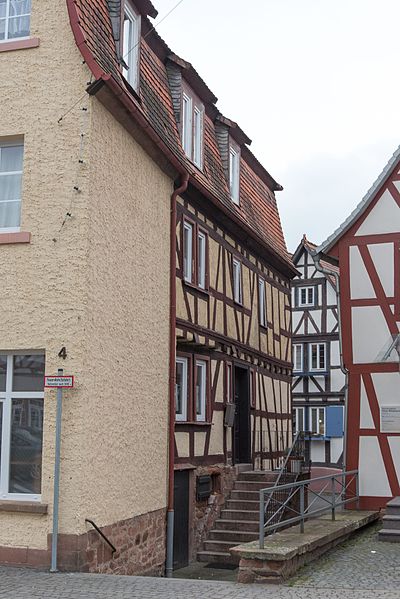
top-left (0, 353), bottom-right (45, 501)
top-left (0, 0), bottom-right (31, 42)
top-left (183, 221), bottom-right (193, 283)
top-left (195, 359), bottom-right (207, 422)
top-left (198, 230), bottom-right (206, 289)
top-left (309, 343), bottom-right (326, 371)
top-left (122, 1), bottom-right (140, 91)
top-left (293, 344), bottom-right (303, 372)
top-left (175, 357), bottom-right (188, 422)
top-left (0, 141), bottom-right (23, 231)
top-left (298, 286), bottom-right (316, 307)
top-left (181, 84), bottom-right (204, 169)
top-left (229, 142), bottom-right (240, 204)
top-left (258, 277), bottom-right (266, 327)
top-left (293, 407), bottom-right (305, 433)
top-left (233, 258), bottom-right (242, 303)
top-left (310, 407), bottom-right (325, 435)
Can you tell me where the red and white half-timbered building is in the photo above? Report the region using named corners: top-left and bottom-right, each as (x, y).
top-left (315, 147), bottom-right (400, 509)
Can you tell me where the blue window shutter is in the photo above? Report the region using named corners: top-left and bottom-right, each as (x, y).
top-left (326, 406), bottom-right (344, 437)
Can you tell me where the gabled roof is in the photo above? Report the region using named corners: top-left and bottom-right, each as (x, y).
top-left (316, 145), bottom-right (400, 256)
top-left (66, 0), bottom-right (296, 276)
top-left (292, 235), bottom-right (339, 285)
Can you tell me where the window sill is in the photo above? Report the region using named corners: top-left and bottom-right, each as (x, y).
top-left (183, 280), bottom-right (209, 297)
top-left (175, 421), bottom-right (212, 426)
top-left (0, 231), bottom-right (31, 244)
top-left (0, 500), bottom-right (47, 514)
top-left (0, 37), bottom-right (40, 53)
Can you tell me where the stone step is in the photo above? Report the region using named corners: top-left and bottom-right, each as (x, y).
top-left (378, 528), bottom-right (400, 542)
top-left (386, 506), bottom-right (400, 516)
top-left (214, 518), bottom-right (259, 532)
top-left (226, 499), bottom-right (259, 511)
top-left (203, 539), bottom-right (238, 554)
top-left (238, 471), bottom-right (279, 482)
top-left (221, 509), bottom-right (259, 522)
top-left (234, 480), bottom-right (276, 491)
top-left (230, 489), bottom-right (261, 501)
top-left (208, 529), bottom-right (258, 543)
top-left (382, 515), bottom-right (400, 530)
top-left (197, 550), bottom-right (239, 566)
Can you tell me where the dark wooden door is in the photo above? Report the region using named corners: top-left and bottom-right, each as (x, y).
top-left (233, 366), bottom-right (251, 464)
top-left (173, 470), bottom-right (189, 569)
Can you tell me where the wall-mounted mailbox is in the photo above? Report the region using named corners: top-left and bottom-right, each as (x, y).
top-left (197, 475), bottom-right (212, 501)
top-left (224, 402), bottom-right (235, 427)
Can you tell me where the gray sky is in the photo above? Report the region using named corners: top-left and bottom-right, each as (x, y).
top-left (153, 0), bottom-right (400, 252)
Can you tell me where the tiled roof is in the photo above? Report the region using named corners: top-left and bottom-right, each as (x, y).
top-left (66, 0), bottom-right (295, 275)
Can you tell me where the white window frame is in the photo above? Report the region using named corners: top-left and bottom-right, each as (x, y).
top-left (294, 407), bottom-right (305, 433)
top-left (0, 0), bottom-right (31, 42)
top-left (183, 221), bottom-right (193, 283)
top-left (197, 230), bottom-right (206, 289)
top-left (181, 85), bottom-right (204, 169)
top-left (0, 140), bottom-right (23, 233)
top-left (309, 343), bottom-right (326, 371)
top-left (175, 357), bottom-right (188, 422)
top-left (193, 106), bottom-right (203, 169)
top-left (258, 277), bottom-right (266, 327)
top-left (310, 406), bottom-right (325, 436)
top-left (181, 93), bottom-right (193, 158)
top-left (298, 286), bottom-right (316, 307)
top-left (195, 359), bottom-right (207, 422)
top-left (0, 352), bottom-right (44, 502)
top-left (229, 143), bottom-right (240, 204)
top-left (293, 344), bottom-right (303, 372)
top-left (233, 258), bottom-right (242, 304)
top-left (122, 2), bottom-right (141, 91)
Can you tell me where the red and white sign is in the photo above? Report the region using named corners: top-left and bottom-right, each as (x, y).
top-left (45, 375), bottom-right (74, 388)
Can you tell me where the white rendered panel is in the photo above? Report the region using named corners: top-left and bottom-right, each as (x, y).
top-left (349, 246), bottom-right (375, 299)
top-left (175, 432), bottom-right (189, 457)
top-left (297, 254), bottom-right (305, 266)
top-left (330, 437), bottom-right (344, 463)
top-left (355, 189), bottom-right (400, 236)
top-left (309, 376), bottom-right (324, 392)
top-left (371, 372), bottom-right (400, 408)
top-left (331, 369), bottom-right (345, 392)
top-left (352, 306), bottom-right (391, 363)
top-left (327, 283), bottom-right (337, 306)
top-left (359, 436), bottom-right (391, 497)
top-left (310, 441), bottom-right (325, 462)
top-left (311, 269), bottom-right (324, 279)
top-left (293, 379), bottom-right (304, 392)
top-left (388, 437), bottom-right (400, 485)
top-left (327, 309), bottom-right (337, 333)
top-left (311, 310), bottom-right (322, 331)
top-left (292, 312), bottom-right (302, 330)
top-left (194, 431), bottom-right (207, 456)
top-left (360, 377), bottom-right (374, 429)
top-left (331, 340), bottom-right (340, 365)
top-left (367, 243), bottom-right (394, 297)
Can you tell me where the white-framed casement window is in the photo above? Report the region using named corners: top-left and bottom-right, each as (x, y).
top-left (258, 277), bottom-right (266, 327)
top-left (233, 257), bottom-right (242, 304)
top-left (197, 230), bottom-right (206, 289)
top-left (175, 357), bottom-right (188, 422)
top-left (310, 406), bottom-right (325, 435)
top-left (0, 141), bottom-right (23, 232)
top-left (181, 84), bottom-right (204, 169)
top-left (293, 344), bottom-right (303, 372)
top-left (298, 286), bottom-right (316, 307)
top-left (195, 359), bottom-right (207, 422)
top-left (293, 407), bottom-right (305, 434)
top-left (0, 0), bottom-right (31, 42)
top-left (229, 141), bottom-right (240, 204)
top-left (183, 221), bottom-right (193, 283)
top-left (309, 343), bottom-right (326, 371)
top-left (122, 1), bottom-right (141, 91)
top-left (0, 352), bottom-right (45, 501)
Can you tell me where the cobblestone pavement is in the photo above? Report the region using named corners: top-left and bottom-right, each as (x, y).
top-left (0, 524), bottom-right (399, 598)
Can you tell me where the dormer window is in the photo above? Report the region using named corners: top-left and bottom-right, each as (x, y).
top-left (229, 140), bottom-right (240, 204)
top-left (0, 0), bottom-right (31, 41)
top-left (122, 2), bottom-right (140, 91)
top-left (181, 83), bottom-right (204, 169)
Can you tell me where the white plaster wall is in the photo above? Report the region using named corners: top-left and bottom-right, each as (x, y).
top-left (310, 441), bottom-right (325, 463)
top-left (352, 306), bottom-right (391, 363)
top-left (331, 340), bottom-right (340, 366)
top-left (359, 436), bottom-right (391, 497)
top-left (368, 243), bottom-right (394, 297)
top-left (330, 437), bottom-right (343, 463)
top-left (327, 283), bottom-right (337, 306)
top-left (331, 368), bottom-right (345, 392)
top-left (349, 246), bottom-right (375, 299)
top-left (388, 437), bottom-right (400, 487)
top-left (327, 309), bottom-right (337, 333)
top-left (371, 372), bottom-right (400, 408)
top-left (355, 189), bottom-right (400, 236)
top-left (360, 377), bottom-right (374, 429)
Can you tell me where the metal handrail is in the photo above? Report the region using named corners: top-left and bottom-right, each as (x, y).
top-left (85, 519), bottom-right (116, 555)
top-left (259, 469), bottom-right (359, 548)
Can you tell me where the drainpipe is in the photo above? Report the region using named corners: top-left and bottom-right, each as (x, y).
top-left (311, 252), bottom-right (349, 479)
top-left (166, 172), bottom-right (189, 578)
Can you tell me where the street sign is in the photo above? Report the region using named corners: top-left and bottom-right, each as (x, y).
top-left (45, 375), bottom-right (74, 388)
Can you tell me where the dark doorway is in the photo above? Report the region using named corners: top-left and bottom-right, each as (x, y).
top-left (173, 470), bottom-right (189, 569)
top-left (233, 366), bottom-right (251, 464)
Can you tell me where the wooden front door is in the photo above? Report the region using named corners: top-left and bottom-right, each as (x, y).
top-left (173, 470), bottom-right (189, 569)
top-left (233, 366), bottom-right (251, 464)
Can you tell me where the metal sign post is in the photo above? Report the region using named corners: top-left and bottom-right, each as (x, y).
top-left (47, 369), bottom-right (74, 572)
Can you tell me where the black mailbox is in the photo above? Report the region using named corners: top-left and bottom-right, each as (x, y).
top-left (197, 475), bottom-right (212, 501)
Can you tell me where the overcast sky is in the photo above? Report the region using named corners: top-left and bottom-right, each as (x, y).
top-left (152, 0), bottom-right (400, 252)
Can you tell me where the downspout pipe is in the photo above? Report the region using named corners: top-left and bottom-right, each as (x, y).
top-left (311, 251), bottom-right (349, 478)
top-left (166, 172), bottom-right (189, 578)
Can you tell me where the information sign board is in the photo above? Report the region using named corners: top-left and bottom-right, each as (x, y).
top-left (45, 376), bottom-right (74, 388)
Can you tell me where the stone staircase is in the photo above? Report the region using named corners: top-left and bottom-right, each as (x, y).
top-left (197, 470), bottom-right (289, 565)
top-left (379, 496), bottom-right (400, 542)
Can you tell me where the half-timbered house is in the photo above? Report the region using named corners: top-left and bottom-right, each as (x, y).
top-left (314, 146), bottom-right (400, 510)
top-left (291, 236), bottom-right (345, 466)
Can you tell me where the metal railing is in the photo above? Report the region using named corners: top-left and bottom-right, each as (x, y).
top-left (259, 469), bottom-right (359, 548)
